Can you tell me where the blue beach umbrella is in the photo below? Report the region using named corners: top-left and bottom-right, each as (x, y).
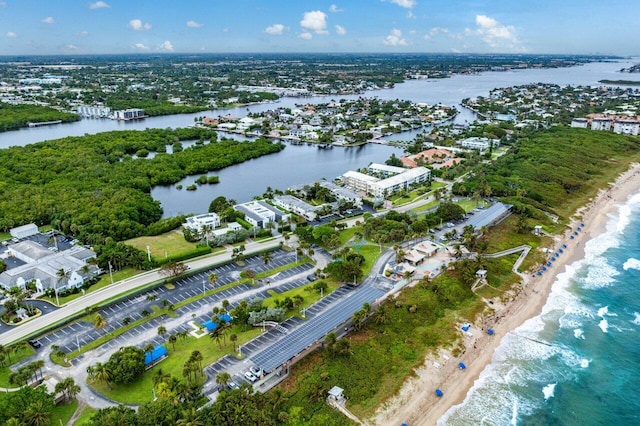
top-left (551, 257), bottom-right (556, 261)
top-left (555, 252), bottom-right (559, 256)
top-left (458, 362), bottom-right (467, 370)
top-left (570, 235), bottom-right (574, 240)
top-left (487, 328), bottom-right (495, 335)
top-left (542, 266), bottom-right (547, 271)
top-left (435, 389), bottom-right (444, 397)
top-left (581, 223), bottom-right (585, 227)
top-left (537, 271), bottom-right (542, 276)
top-left (563, 243), bottom-right (567, 248)
top-left (559, 248), bottom-right (564, 253)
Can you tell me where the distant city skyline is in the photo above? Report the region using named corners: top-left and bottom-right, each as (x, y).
top-left (0, 0), bottom-right (638, 56)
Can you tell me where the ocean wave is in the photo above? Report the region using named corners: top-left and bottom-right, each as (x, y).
top-left (598, 319), bottom-right (609, 333)
top-left (573, 328), bottom-right (584, 339)
top-left (542, 383), bottom-right (557, 401)
top-left (580, 358), bottom-right (590, 368)
top-left (622, 258), bottom-right (640, 271)
top-left (632, 312), bottom-right (640, 325)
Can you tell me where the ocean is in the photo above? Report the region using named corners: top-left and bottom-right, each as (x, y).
top-left (439, 192), bottom-right (640, 426)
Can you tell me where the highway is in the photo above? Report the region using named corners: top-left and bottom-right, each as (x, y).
top-left (0, 237), bottom-right (284, 347)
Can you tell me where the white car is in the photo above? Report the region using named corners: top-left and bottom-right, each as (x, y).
top-left (244, 371), bottom-right (258, 383)
top-left (249, 366), bottom-right (262, 377)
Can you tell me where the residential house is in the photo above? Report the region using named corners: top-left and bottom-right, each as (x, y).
top-left (182, 213), bottom-right (221, 234)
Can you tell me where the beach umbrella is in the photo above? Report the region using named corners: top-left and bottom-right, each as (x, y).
top-left (542, 266), bottom-right (547, 271)
top-left (581, 223), bottom-right (585, 227)
top-left (547, 262), bottom-right (552, 267)
top-left (487, 328), bottom-right (495, 335)
top-left (551, 257), bottom-right (556, 261)
top-left (570, 235), bottom-right (574, 240)
top-left (458, 362), bottom-right (466, 370)
top-left (555, 252), bottom-right (559, 256)
top-left (563, 244), bottom-right (567, 248)
top-left (577, 227), bottom-right (582, 231)
top-left (574, 231), bottom-right (579, 235)
top-left (435, 389), bottom-right (444, 397)
top-left (537, 271), bottom-right (542, 276)
top-left (559, 248), bottom-right (564, 253)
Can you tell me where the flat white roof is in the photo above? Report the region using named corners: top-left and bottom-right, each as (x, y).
top-left (342, 170), bottom-right (379, 182)
top-left (368, 163), bottom-right (406, 174)
top-left (371, 167), bottom-right (430, 190)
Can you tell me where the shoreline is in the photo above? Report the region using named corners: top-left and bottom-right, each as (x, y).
top-left (371, 163), bottom-right (640, 426)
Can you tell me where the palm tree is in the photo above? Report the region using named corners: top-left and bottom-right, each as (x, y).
top-left (55, 377), bottom-right (80, 402)
top-left (373, 304), bottom-right (389, 325)
top-left (144, 343), bottom-right (155, 355)
top-left (229, 333), bottom-right (238, 352)
top-left (152, 368), bottom-right (170, 387)
top-left (31, 359), bottom-right (45, 382)
top-left (177, 330), bottom-right (189, 341)
top-left (93, 313), bottom-right (107, 333)
top-left (0, 344), bottom-right (7, 367)
top-left (215, 372), bottom-right (231, 389)
top-left (210, 327), bottom-right (223, 349)
top-left (190, 350), bottom-right (204, 376)
top-left (91, 362), bottom-right (113, 390)
top-left (261, 251), bottom-right (273, 266)
top-left (221, 299), bottom-right (230, 312)
top-left (208, 273), bottom-right (218, 286)
top-left (23, 400), bottom-right (51, 426)
top-left (158, 325), bottom-right (167, 339)
top-left (177, 407), bottom-right (204, 426)
top-left (168, 334), bottom-right (177, 351)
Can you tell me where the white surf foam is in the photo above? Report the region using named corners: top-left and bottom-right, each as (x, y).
top-left (542, 383), bottom-right (557, 401)
top-left (438, 192), bottom-right (640, 425)
top-left (623, 258), bottom-right (640, 271)
top-left (598, 319), bottom-right (609, 333)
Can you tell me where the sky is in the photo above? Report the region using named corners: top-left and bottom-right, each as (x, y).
top-left (0, 0), bottom-right (638, 56)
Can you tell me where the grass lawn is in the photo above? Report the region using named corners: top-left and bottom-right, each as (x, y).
top-left (410, 200), bottom-right (438, 214)
top-left (0, 345), bottom-right (36, 388)
top-left (74, 405), bottom-right (98, 425)
top-left (0, 231), bottom-right (10, 242)
top-left (358, 244), bottom-right (382, 277)
top-left (480, 216), bottom-right (550, 273)
top-left (90, 326), bottom-right (262, 404)
top-left (265, 281), bottom-right (340, 313)
top-left (126, 230), bottom-right (199, 261)
top-left (337, 226), bottom-right (363, 246)
top-left (456, 198), bottom-right (483, 212)
top-left (50, 400), bottom-right (78, 426)
top-left (255, 258), bottom-right (312, 281)
top-left (41, 267), bottom-right (143, 305)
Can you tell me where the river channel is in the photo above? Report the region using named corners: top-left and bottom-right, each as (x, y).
top-left (1, 58), bottom-right (639, 217)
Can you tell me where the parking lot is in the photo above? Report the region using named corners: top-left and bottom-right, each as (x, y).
top-left (26, 248), bottom-right (315, 358)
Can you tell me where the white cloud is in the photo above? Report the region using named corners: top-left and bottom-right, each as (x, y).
top-left (134, 43), bottom-right (149, 50)
top-left (424, 26), bottom-right (449, 40)
top-left (407, 11), bottom-right (415, 19)
top-left (78, 30), bottom-right (89, 37)
top-left (158, 40), bottom-right (174, 52)
top-left (42, 16), bottom-right (54, 24)
top-left (329, 4), bottom-right (343, 13)
top-left (389, 0), bottom-right (416, 9)
top-left (186, 20), bottom-right (203, 28)
top-left (89, 1), bottom-right (110, 9)
top-left (299, 32), bottom-right (313, 40)
top-left (383, 28), bottom-right (407, 46)
top-left (264, 24), bottom-right (286, 35)
top-left (335, 25), bottom-right (346, 36)
top-left (6, 31), bottom-right (17, 38)
top-left (128, 19), bottom-right (151, 31)
top-left (300, 10), bottom-right (328, 35)
top-left (466, 14), bottom-right (524, 51)
top-left (64, 44), bottom-right (78, 51)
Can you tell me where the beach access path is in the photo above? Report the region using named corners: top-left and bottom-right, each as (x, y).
top-left (370, 163), bottom-right (640, 426)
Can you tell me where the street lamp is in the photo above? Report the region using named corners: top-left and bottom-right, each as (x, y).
top-left (202, 279), bottom-right (206, 296)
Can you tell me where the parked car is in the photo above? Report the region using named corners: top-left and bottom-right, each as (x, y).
top-left (227, 381), bottom-right (239, 390)
top-left (244, 371), bottom-right (258, 383)
top-left (307, 274), bottom-right (316, 282)
top-left (28, 339), bottom-right (42, 349)
top-left (249, 366), bottom-right (263, 377)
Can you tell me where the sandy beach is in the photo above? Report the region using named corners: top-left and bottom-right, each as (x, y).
top-left (370, 163), bottom-right (640, 426)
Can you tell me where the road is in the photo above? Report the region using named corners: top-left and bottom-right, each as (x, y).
top-left (0, 237), bottom-right (285, 347)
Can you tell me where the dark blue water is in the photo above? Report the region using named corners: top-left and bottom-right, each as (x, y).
top-left (441, 192), bottom-right (640, 425)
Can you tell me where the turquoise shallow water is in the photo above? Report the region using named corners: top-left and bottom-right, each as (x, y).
top-left (439, 192), bottom-right (640, 426)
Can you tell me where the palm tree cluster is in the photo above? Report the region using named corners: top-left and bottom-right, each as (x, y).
top-left (54, 377), bottom-right (81, 402)
top-left (8, 359), bottom-right (45, 388)
top-left (182, 350), bottom-right (204, 383)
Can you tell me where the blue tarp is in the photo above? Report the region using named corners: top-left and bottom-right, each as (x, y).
top-left (202, 313), bottom-right (232, 332)
top-left (144, 345), bottom-right (168, 365)
top-left (458, 362), bottom-right (466, 370)
top-left (487, 328), bottom-right (495, 335)
top-left (435, 389), bottom-right (444, 397)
